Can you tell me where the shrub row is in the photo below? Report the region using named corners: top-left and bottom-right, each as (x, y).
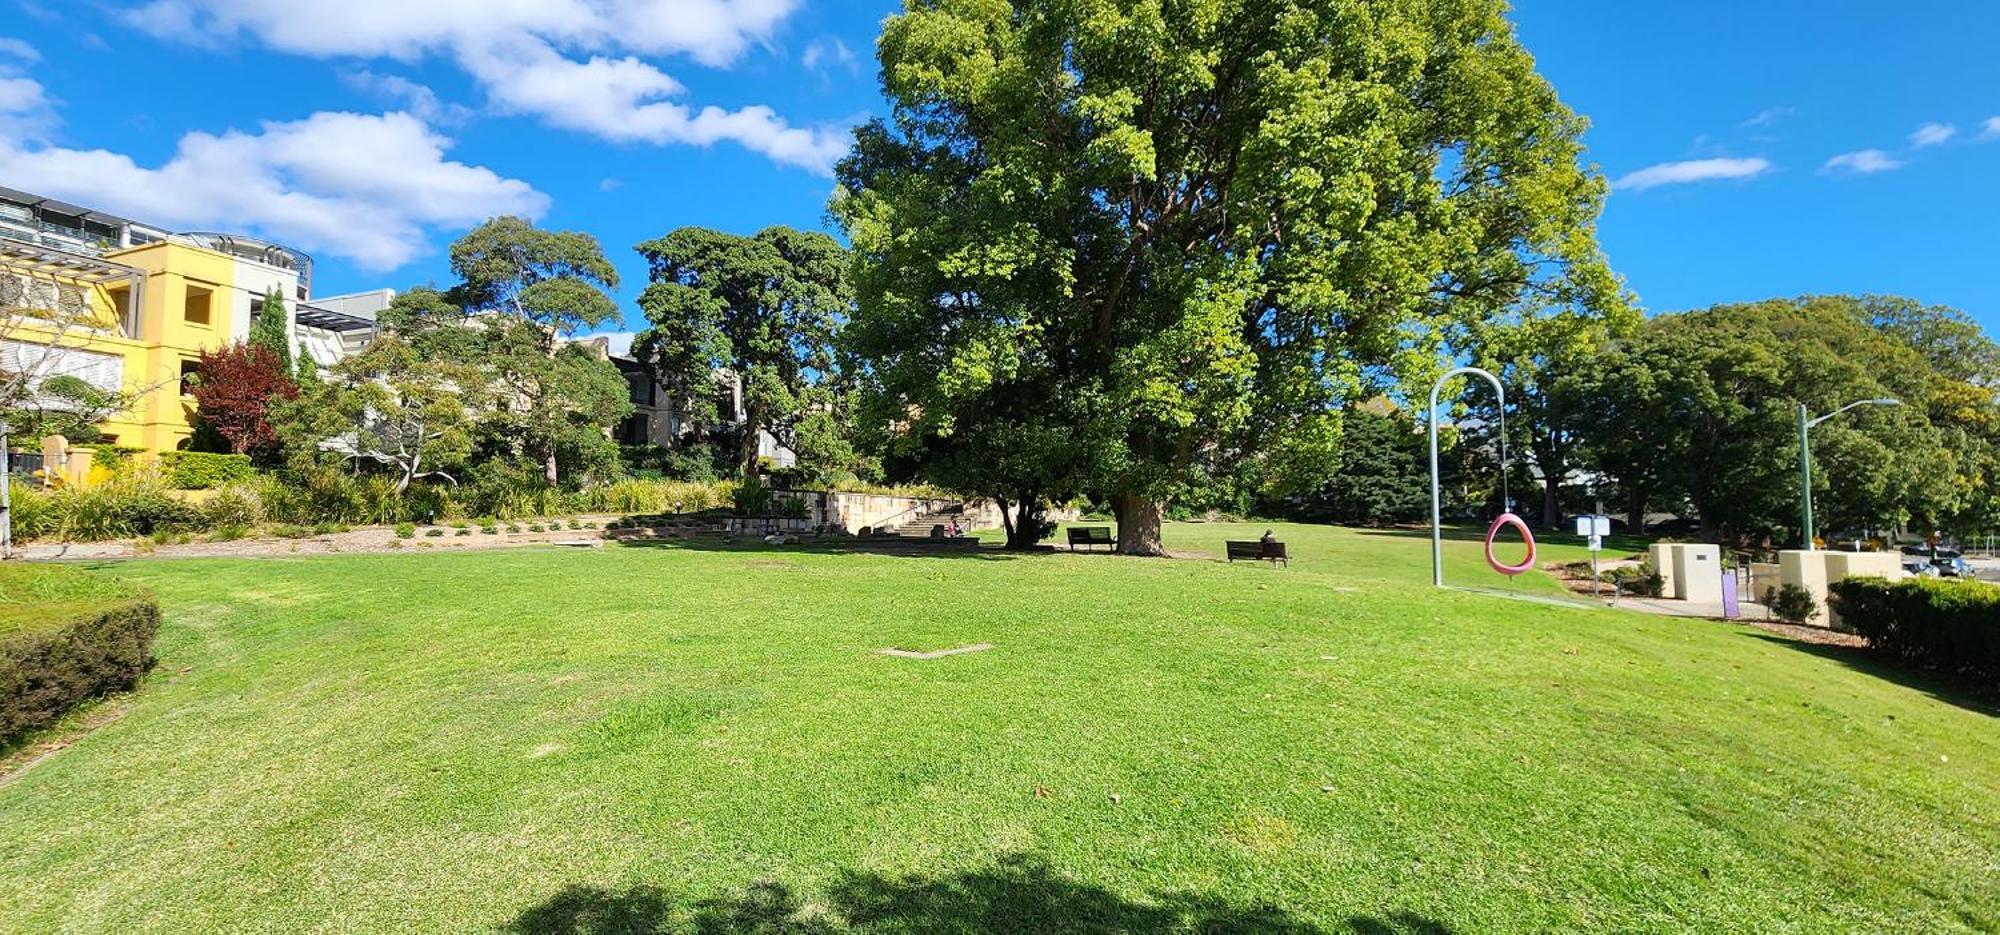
top-left (156, 451), bottom-right (255, 490)
top-left (4, 474), bottom-right (738, 544)
top-left (0, 563), bottom-right (161, 744)
top-left (1829, 576), bottom-right (2000, 686)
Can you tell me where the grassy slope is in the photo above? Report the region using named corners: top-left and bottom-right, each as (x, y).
top-left (0, 524), bottom-right (1991, 933)
top-left (0, 562), bottom-right (144, 636)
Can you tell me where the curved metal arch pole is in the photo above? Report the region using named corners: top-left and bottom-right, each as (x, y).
top-left (1430, 366), bottom-right (1507, 588)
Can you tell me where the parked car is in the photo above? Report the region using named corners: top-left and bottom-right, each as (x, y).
top-left (1898, 545), bottom-right (1972, 577)
top-left (1646, 517), bottom-right (1702, 537)
top-left (1901, 557), bottom-right (1942, 578)
top-left (1934, 555), bottom-right (1976, 578)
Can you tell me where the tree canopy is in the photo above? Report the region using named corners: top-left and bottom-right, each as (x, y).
top-left (1560, 295), bottom-right (1996, 544)
top-left (834, 0), bottom-right (1622, 553)
top-left (379, 219), bottom-right (633, 487)
top-left (633, 226), bottom-right (851, 479)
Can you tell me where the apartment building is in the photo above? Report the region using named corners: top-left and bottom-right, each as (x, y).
top-left (0, 187), bottom-right (389, 453)
top-left (571, 335), bottom-right (798, 469)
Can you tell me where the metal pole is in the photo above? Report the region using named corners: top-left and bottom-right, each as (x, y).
top-left (1, 422), bottom-right (11, 560)
top-left (1430, 367), bottom-right (1507, 588)
top-left (1797, 403), bottom-right (1814, 550)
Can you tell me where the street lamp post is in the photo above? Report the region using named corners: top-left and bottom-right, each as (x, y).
top-left (1797, 398), bottom-right (1900, 550)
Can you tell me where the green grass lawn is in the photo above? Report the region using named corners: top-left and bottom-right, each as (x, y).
top-left (1, 523), bottom-right (1993, 933)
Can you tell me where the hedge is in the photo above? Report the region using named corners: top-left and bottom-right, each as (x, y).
top-left (0, 563), bottom-right (161, 744)
top-left (157, 451), bottom-right (255, 490)
top-left (1829, 576), bottom-right (2000, 686)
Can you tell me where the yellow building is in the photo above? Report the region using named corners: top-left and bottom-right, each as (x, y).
top-left (1, 189), bottom-right (386, 454)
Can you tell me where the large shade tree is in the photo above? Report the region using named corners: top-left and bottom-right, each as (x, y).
top-left (274, 336), bottom-right (479, 495)
top-left (834, 0), bottom-right (1621, 553)
top-left (634, 227), bottom-right (850, 478)
top-left (1569, 296), bottom-right (1961, 544)
top-left (380, 219), bottom-right (631, 487)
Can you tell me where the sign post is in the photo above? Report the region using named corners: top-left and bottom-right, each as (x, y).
top-left (1576, 514), bottom-right (1611, 599)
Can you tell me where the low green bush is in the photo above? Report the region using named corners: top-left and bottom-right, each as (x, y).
top-left (732, 477), bottom-right (774, 516)
top-left (1764, 583), bottom-right (1820, 626)
top-left (424, 528), bottom-right (445, 538)
top-left (394, 523), bottom-right (416, 539)
top-left (1830, 576), bottom-right (2000, 686)
top-left (0, 564), bottom-right (160, 744)
top-left (5, 481), bottom-right (55, 541)
top-left (201, 487), bottom-right (263, 529)
top-left (1602, 560), bottom-right (1665, 598)
top-left (157, 452), bottom-right (255, 491)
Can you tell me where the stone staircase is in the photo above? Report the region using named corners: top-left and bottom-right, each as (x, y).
top-left (603, 514), bottom-right (731, 542)
top-left (891, 505), bottom-right (971, 538)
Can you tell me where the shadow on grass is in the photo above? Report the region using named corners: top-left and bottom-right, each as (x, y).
top-left (1739, 632), bottom-right (1997, 717)
top-left (503, 854), bottom-right (1452, 934)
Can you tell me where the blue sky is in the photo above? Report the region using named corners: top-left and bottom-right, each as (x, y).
top-left (3, 0), bottom-right (1996, 342)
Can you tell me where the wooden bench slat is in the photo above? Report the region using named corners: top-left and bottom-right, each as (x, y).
top-left (1225, 540), bottom-right (1288, 566)
top-left (1067, 526), bottom-right (1114, 551)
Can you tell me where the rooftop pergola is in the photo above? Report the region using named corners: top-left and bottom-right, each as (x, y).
top-left (0, 237), bottom-right (146, 337)
top-left (295, 303), bottom-right (378, 334)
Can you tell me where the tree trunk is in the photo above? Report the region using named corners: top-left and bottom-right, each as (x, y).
top-left (1540, 476), bottom-right (1561, 530)
top-left (738, 418), bottom-right (761, 479)
top-left (1625, 488), bottom-right (1647, 535)
top-left (1000, 494), bottom-right (1046, 550)
top-left (1113, 493), bottom-right (1166, 556)
top-left (543, 446), bottom-right (559, 486)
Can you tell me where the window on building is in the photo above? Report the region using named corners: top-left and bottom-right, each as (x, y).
top-left (184, 286), bottom-right (213, 325)
top-left (625, 371), bottom-right (655, 407)
top-left (179, 359), bottom-right (201, 396)
top-left (619, 414), bottom-right (650, 446)
top-left (107, 286), bottom-right (133, 332)
top-left (249, 295), bottom-right (264, 323)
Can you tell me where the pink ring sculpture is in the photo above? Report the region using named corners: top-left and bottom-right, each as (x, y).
top-left (1484, 512), bottom-right (1537, 576)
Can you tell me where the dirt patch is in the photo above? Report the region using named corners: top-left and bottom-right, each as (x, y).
top-left (1737, 619), bottom-right (1867, 648)
top-left (880, 643), bottom-right (994, 660)
top-left (20, 516), bottom-right (626, 562)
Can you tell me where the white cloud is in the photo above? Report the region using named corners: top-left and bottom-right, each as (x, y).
top-left (598, 177), bottom-right (622, 192)
top-left (0, 76), bottom-right (44, 113)
top-left (0, 111), bottom-right (547, 270)
top-left (118, 0), bottom-right (853, 173)
top-left (1739, 107), bottom-right (1794, 129)
top-left (598, 331), bottom-right (636, 356)
top-left (1613, 157), bottom-right (1772, 192)
top-left (0, 37), bottom-right (42, 62)
top-left (802, 36), bottom-right (855, 72)
top-left (0, 39), bottom-right (52, 139)
top-left (1909, 122), bottom-right (1957, 147)
top-left (340, 70), bottom-right (474, 126)
top-left (1823, 149), bottom-right (1904, 174)
top-left (1981, 117), bottom-right (2000, 140)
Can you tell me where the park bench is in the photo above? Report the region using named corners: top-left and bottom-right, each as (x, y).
top-left (1226, 540), bottom-right (1289, 567)
top-left (1067, 526), bottom-right (1114, 551)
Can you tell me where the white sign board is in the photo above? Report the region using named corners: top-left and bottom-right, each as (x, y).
top-left (1575, 515), bottom-right (1611, 537)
